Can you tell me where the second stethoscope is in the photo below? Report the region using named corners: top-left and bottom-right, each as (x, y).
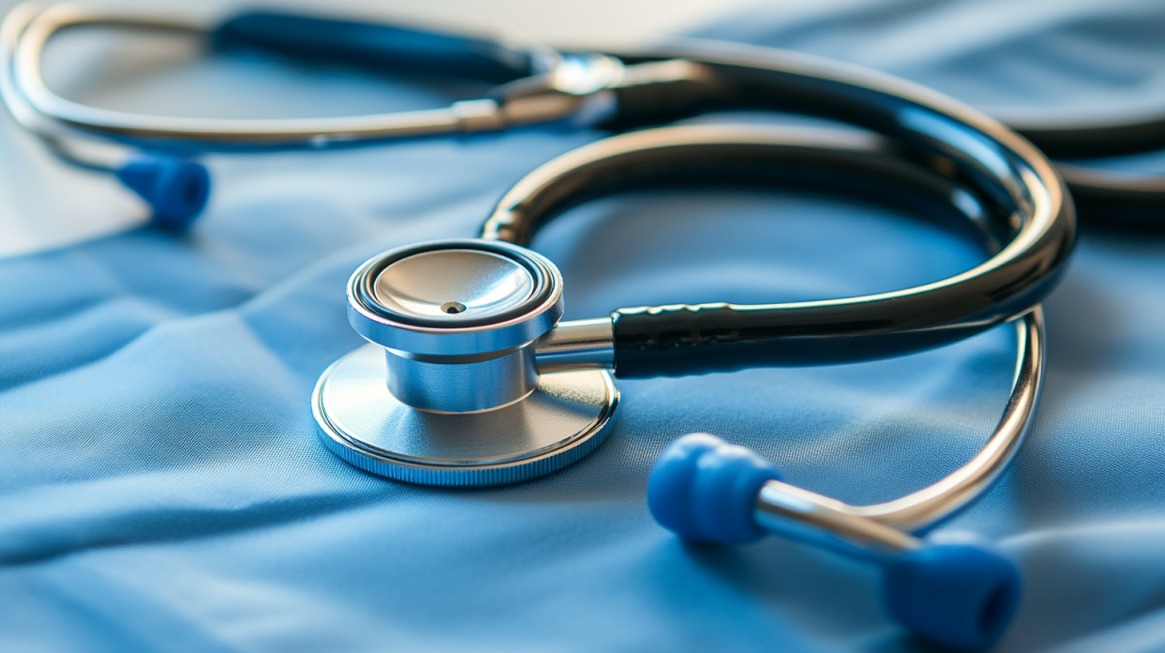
top-left (1, 4), bottom-right (1160, 229)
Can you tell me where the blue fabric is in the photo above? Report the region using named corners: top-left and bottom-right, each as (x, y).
top-left (4, 2), bottom-right (1165, 652)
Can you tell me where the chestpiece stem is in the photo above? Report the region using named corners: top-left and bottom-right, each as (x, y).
top-left (535, 318), bottom-right (615, 373)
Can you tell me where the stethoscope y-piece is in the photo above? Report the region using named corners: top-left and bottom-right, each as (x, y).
top-left (2, 5), bottom-right (1156, 229)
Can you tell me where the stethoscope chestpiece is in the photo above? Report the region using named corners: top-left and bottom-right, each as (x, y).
top-left (313, 239), bottom-right (619, 487)
top-left (347, 239), bottom-right (563, 413)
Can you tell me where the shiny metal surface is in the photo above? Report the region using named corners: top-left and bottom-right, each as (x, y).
top-left (313, 344), bottom-right (618, 486)
top-left (383, 346), bottom-right (538, 415)
top-left (372, 249), bottom-right (537, 323)
top-left (345, 240), bottom-right (565, 413)
top-left (348, 240), bottom-right (562, 358)
top-left (0, 5), bottom-right (122, 173)
top-left (754, 481), bottom-right (922, 558)
top-left (853, 308), bottom-right (1044, 531)
top-left (535, 318), bottom-right (615, 372)
top-left (318, 240), bottom-right (621, 484)
top-left (0, 7), bottom-right (47, 137)
top-left (753, 308), bottom-right (1043, 553)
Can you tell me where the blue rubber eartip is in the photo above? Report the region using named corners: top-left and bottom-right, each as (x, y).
top-left (647, 433), bottom-right (782, 544)
top-left (115, 155), bottom-right (211, 231)
top-left (882, 532), bottom-right (1021, 651)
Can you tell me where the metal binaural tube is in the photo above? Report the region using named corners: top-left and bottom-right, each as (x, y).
top-left (750, 309), bottom-right (1042, 556)
top-left (849, 308), bottom-right (1043, 531)
top-left (754, 481), bottom-right (922, 560)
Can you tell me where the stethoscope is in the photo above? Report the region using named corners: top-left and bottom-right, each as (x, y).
top-left (1, 5), bottom-right (1084, 652)
top-left (0, 5), bottom-right (1160, 230)
top-left (314, 123), bottom-right (1063, 651)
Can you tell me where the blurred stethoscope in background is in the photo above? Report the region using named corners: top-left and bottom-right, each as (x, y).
top-left (0, 5), bottom-right (1089, 652)
top-left (0, 4), bottom-right (1161, 229)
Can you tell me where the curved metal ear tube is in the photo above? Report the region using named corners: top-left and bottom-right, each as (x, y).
top-left (647, 306), bottom-right (1042, 650)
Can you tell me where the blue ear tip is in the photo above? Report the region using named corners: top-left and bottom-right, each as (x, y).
top-left (647, 433), bottom-right (726, 539)
top-left (116, 156), bottom-right (211, 231)
top-left (882, 532), bottom-right (1021, 651)
top-left (647, 434), bottom-right (782, 544)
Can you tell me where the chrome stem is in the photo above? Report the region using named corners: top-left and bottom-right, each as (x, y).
top-left (535, 318), bottom-right (615, 372)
